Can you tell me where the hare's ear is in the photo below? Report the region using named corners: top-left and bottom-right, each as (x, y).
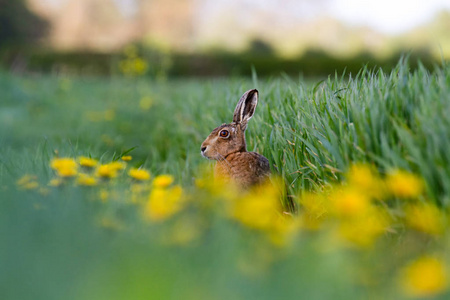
top-left (233, 89), bottom-right (258, 131)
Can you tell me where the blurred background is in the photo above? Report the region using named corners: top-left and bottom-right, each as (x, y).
top-left (1, 0), bottom-right (449, 77)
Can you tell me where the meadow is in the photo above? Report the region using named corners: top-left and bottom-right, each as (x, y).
top-left (1, 59), bottom-right (450, 299)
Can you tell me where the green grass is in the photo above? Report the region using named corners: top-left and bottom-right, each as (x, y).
top-left (1, 60), bottom-right (450, 299)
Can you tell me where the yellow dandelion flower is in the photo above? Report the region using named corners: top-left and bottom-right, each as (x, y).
top-left (79, 156), bottom-right (98, 168)
top-left (330, 187), bottom-right (371, 218)
top-left (153, 174), bottom-right (174, 188)
top-left (347, 163), bottom-right (386, 199)
top-left (338, 208), bottom-right (389, 247)
top-left (404, 203), bottom-right (445, 236)
top-left (96, 162), bottom-right (125, 179)
top-left (386, 170), bottom-right (424, 198)
top-left (128, 168), bottom-right (151, 181)
top-left (50, 157), bottom-right (78, 177)
top-left (96, 164), bottom-right (118, 179)
top-left (48, 178), bottom-right (63, 187)
top-left (299, 192), bottom-right (329, 230)
top-left (145, 185), bottom-right (184, 222)
top-left (232, 183), bottom-right (280, 231)
top-left (77, 173), bottom-right (98, 186)
top-left (109, 161), bottom-right (126, 170)
top-left (133, 58), bottom-right (148, 75)
top-left (16, 174), bottom-right (39, 190)
top-left (121, 155), bottom-right (132, 161)
top-left (400, 256), bottom-right (448, 297)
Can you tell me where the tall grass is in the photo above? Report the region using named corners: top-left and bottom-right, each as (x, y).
top-left (1, 59), bottom-right (450, 299)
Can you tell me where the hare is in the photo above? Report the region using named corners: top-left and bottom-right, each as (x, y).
top-left (200, 89), bottom-right (271, 188)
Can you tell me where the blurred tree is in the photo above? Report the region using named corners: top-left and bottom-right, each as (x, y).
top-left (0, 0), bottom-right (48, 48)
top-left (247, 39), bottom-right (275, 56)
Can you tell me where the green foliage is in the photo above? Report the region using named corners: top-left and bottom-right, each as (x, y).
top-left (0, 0), bottom-right (48, 47)
top-left (1, 59), bottom-right (450, 299)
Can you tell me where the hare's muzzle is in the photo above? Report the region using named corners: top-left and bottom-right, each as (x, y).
top-left (200, 145), bottom-right (208, 158)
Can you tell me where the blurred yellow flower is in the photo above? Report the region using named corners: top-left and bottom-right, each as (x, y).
top-left (48, 178), bottom-right (63, 187)
top-left (121, 155), bottom-right (132, 161)
top-left (338, 208), bottom-right (389, 247)
top-left (16, 174), bottom-right (39, 190)
top-left (232, 183), bottom-right (280, 231)
top-left (77, 173), bottom-right (98, 186)
top-left (400, 256), bottom-right (448, 297)
top-left (347, 164), bottom-right (386, 199)
top-left (79, 156), bottom-right (98, 168)
top-left (96, 162), bottom-right (126, 179)
top-left (129, 168), bottom-right (151, 181)
top-left (119, 55), bottom-right (148, 77)
top-left (96, 164), bottom-right (118, 178)
top-left (404, 203), bottom-right (445, 236)
top-left (299, 192), bottom-right (329, 230)
top-left (330, 187), bottom-right (371, 217)
top-left (386, 170), bottom-right (424, 198)
top-left (153, 175), bottom-right (174, 188)
top-left (50, 158), bottom-right (78, 177)
top-left (145, 185), bottom-right (184, 222)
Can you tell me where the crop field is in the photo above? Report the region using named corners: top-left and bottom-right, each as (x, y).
top-left (1, 60), bottom-right (450, 299)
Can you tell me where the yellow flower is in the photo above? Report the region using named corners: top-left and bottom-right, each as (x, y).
top-left (347, 163), bottom-right (386, 199)
top-left (77, 173), bottom-right (98, 186)
top-left (232, 183), bottom-right (280, 231)
top-left (48, 178), bottom-right (63, 187)
top-left (128, 168), bottom-right (151, 181)
top-left (386, 170), bottom-right (424, 198)
top-left (79, 156), bottom-right (98, 168)
top-left (50, 157), bottom-right (78, 177)
top-left (153, 175), bottom-right (174, 188)
top-left (299, 192), bottom-right (329, 230)
top-left (145, 185), bottom-right (184, 222)
top-left (337, 208), bottom-right (389, 247)
top-left (96, 162), bottom-right (125, 179)
top-left (16, 174), bottom-right (39, 190)
top-left (121, 155), bottom-right (132, 161)
top-left (400, 256), bottom-right (448, 297)
top-left (96, 164), bottom-right (118, 178)
top-left (330, 187), bottom-right (371, 218)
top-left (404, 203), bottom-right (445, 236)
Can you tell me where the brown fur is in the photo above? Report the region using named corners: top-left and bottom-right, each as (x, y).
top-left (201, 89), bottom-right (271, 188)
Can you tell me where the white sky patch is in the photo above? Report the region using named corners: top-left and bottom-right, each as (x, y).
top-left (112, 0), bottom-right (139, 18)
top-left (328, 0), bottom-right (450, 34)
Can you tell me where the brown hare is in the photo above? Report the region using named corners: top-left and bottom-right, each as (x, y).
top-left (200, 89), bottom-right (271, 188)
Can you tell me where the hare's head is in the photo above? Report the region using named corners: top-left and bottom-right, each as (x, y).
top-left (201, 89), bottom-right (259, 160)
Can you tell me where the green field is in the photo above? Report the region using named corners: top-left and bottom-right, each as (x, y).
top-left (1, 60), bottom-right (450, 299)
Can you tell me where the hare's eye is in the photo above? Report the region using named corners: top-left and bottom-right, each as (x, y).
top-left (219, 130), bottom-right (229, 138)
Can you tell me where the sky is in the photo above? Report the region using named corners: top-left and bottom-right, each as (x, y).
top-left (329, 0), bottom-right (450, 34)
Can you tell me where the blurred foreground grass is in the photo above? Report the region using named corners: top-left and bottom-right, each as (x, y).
top-left (1, 60), bottom-right (450, 299)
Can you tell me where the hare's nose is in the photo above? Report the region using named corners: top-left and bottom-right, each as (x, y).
top-left (201, 146), bottom-right (207, 153)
